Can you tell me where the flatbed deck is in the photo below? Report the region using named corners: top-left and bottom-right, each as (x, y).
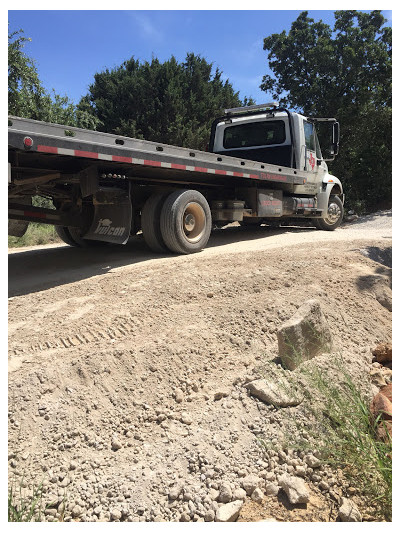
top-left (8, 116), bottom-right (307, 190)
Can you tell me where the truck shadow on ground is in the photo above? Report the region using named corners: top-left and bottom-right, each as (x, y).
top-left (8, 224), bottom-right (315, 298)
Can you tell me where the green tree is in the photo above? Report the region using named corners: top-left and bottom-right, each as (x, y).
top-left (81, 53), bottom-right (254, 150)
top-left (261, 11), bottom-right (392, 212)
top-left (8, 28), bottom-right (99, 129)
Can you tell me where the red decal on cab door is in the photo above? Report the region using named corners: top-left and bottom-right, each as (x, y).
top-left (309, 152), bottom-right (316, 170)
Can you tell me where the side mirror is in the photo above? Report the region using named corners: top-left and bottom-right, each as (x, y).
top-left (331, 121), bottom-right (340, 156)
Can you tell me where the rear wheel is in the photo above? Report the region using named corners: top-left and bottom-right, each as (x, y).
top-left (317, 195), bottom-right (344, 231)
top-left (56, 226), bottom-right (82, 247)
top-left (160, 190), bottom-right (212, 254)
top-left (141, 193), bottom-right (168, 253)
top-left (55, 226), bottom-right (108, 247)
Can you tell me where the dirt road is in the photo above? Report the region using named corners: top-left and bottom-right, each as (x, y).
top-left (8, 212), bottom-right (392, 522)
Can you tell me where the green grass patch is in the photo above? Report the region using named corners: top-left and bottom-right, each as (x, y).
top-left (8, 479), bottom-right (45, 522)
top-left (288, 359), bottom-right (392, 520)
top-left (8, 223), bottom-right (61, 248)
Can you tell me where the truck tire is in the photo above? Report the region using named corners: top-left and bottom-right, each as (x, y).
top-left (55, 226), bottom-right (107, 247)
top-left (316, 195), bottom-right (344, 231)
top-left (160, 189), bottom-right (212, 254)
top-left (55, 226), bottom-right (82, 247)
top-left (141, 193), bottom-right (168, 253)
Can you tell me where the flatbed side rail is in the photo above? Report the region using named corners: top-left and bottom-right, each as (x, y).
top-left (8, 116), bottom-right (307, 187)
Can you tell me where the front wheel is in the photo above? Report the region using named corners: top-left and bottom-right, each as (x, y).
top-left (314, 196), bottom-right (344, 231)
top-left (160, 190), bottom-right (212, 254)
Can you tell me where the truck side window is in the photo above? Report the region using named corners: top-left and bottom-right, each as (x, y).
top-left (304, 122), bottom-right (315, 151)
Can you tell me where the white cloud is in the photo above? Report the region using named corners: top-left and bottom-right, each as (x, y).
top-left (128, 12), bottom-right (163, 43)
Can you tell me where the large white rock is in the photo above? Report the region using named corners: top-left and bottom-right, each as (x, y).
top-left (277, 299), bottom-right (332, 370)
top-left (215, 500), bottom-right (243, 522)
top-left (278, 473), bottom-right (310, 505)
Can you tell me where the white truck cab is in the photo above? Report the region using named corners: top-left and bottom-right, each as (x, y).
top-left (209, 103), bottom-right (344, 226)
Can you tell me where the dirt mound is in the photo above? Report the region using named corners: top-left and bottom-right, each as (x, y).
top-left (8, 213), bottom-right (392, 522)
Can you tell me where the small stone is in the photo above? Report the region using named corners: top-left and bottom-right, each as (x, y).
top-left (59, 477), bottom-right (70, 488)
top-left (295, 465), bottom-right (307, 477)
top-left (241, 474), bottom-right (262, 495)
top-left (180, 512), bottom-right (191, 522)
top-left (245, 378), bottom-right (301, 407)
top-left (168, 485), bottom-right (182, 501)
top-left (305, 454), bottom-right (321, 468)
top-left (380, 383), bottom-right (392, 402)
top-left (251, 487), bottom-right (264, 503)
top-left (214, 389), bottom-right (230, 401)
top-left (204, 509), bottom-right (215, 522)
top-left (71, 505), bottom-right (82, 518)
top-left (209, 488), bottom-right (219, 500)
top-left (319, 480), bottom-right (330, 491)
top-left (180, 412), bottom-right (192, 425)
top-left (111, 438), bottom-right (122, 451)
top-left (369, 368), bottom-right (387, 388)
top-left (218, 482), bottom-right (232, 503)
top-left (370, 392), bottom-right (392, 420)
top-left (338, 498), bottom-right (362, 522)
top-left (265, 483), bottom-right (280, 497)
top-left (175, 389), bottom-right (184, 403)
top-left (372, 342), bottom-right (392, 364)
top-left (215, 500), bottom-right (243, 522)
top-left (278, 474), bottom-right (310, 505)
top-left (232, 488), bottom-right (246, 501)
top-left (110, 509), bottom-right (122, 521)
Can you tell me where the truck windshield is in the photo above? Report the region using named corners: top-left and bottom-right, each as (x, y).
top-left (223, 120), bottom-right (286, 149)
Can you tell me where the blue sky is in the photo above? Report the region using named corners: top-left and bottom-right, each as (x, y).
top-left (8, 8), bottom-right (392, 106)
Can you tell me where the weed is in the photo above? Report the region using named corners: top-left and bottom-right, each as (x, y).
top-left (8, 222), bottom-right (60, 248)
top-left (8, 477), bottom-right (45, 522)
top-left (298, 358), bottom-right (391, 520)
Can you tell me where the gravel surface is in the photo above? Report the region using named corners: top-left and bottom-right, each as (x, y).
top-left (8, 211), bottom-right (392, 522)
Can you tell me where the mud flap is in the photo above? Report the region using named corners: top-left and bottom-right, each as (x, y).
top-left (83, 187), bottom-right (132, 244)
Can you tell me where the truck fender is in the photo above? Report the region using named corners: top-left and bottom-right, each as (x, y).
top-left (317, 174), bottom-right (344, 216)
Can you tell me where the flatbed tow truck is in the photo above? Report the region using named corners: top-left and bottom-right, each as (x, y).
top-left (8, 102), bottom-right (343, 254)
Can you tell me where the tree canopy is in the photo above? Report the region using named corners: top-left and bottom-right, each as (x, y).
top-left (261, 10), bottom-right (392, 211)
top-left (8, 29), bottom-right (98, 129)
top-left (80, 53), bottom-right (253, 149)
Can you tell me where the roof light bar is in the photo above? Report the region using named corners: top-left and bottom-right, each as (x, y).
top-left (224, 102), bottom-right (279, 115)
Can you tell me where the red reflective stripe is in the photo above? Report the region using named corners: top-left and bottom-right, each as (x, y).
top-left (24, 210), bottom-right (47, 219)
top-left (194, 167), bottom-right (208, 173)
top-left (233, 172), bottom-right (243, 177)
top-left (215, 169), bottom-right (227, 175)
top-left (171, 163), bottom-right (186, 170)
top-left (112, 155), bottom-right (132, 163)
top-left (75, 150), bottom-right (98, 159)
top-left (144, 160), bottom-right (161, 167)
top-left (250, 174), bottom-right (259, 179)
top-left (37, 145), bottom-right (58, 154)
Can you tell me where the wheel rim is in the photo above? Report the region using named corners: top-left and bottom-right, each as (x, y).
top-left (325, 201), bottom-right (341, 225)
top-left (182, 202), bottom-right (206, 243)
